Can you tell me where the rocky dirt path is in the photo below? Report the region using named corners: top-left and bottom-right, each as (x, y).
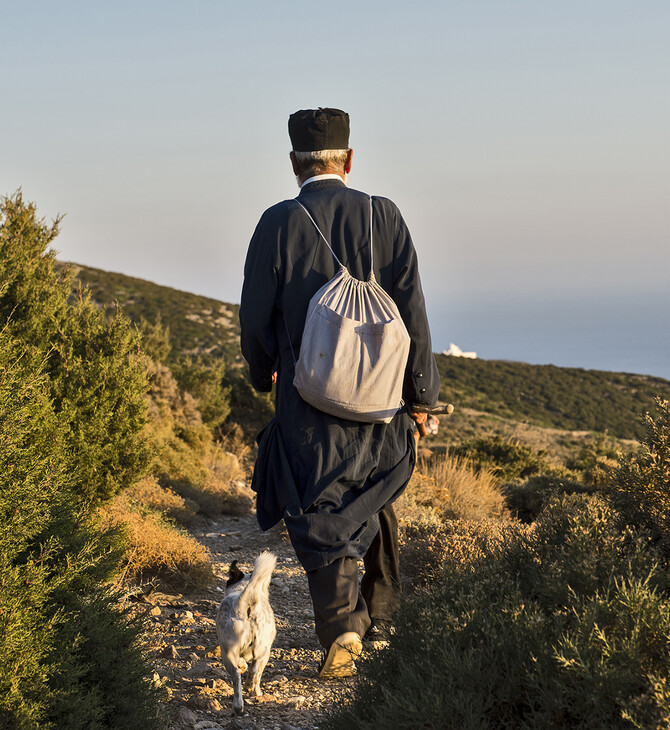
top-left (140, 512), bottom-right (354, 730)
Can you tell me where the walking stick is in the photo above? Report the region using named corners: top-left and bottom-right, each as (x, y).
top-left (411, 402), bottom-right (455, 439)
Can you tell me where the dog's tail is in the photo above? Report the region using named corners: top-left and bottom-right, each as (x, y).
top-left (240, 551), bottom-right (276, 614)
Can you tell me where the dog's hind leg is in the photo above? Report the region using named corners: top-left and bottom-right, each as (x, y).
top-left (222, 652), bottom-right (244, 715)
top-left (244, 648), bottom-right (271, 697)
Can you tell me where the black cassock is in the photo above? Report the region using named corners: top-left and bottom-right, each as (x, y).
top-left (240, 179), bottom-right (440, 572)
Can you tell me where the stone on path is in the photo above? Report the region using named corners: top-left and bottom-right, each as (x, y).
top-left (174, 705), bottom-right (198, 727)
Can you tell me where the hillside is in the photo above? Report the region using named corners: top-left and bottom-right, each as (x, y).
top-left (62, 262), bottom-right (670, 442)
top-left (437, 356), bottom-right (670, 441)
top-left (60, 262), bottom-right (242, 362)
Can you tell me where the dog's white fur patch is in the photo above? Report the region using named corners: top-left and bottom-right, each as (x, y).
top-left (216, 551), bottom-right (277, 715)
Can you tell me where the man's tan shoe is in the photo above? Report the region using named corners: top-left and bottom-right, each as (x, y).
top-left (318, 632), bottom-right (362, 679)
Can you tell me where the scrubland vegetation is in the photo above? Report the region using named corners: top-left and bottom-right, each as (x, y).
top-left (436, 355), bottom-right (670, 441)
top-left (0, 193), bottom-right (161, 728)
top-left (4, 193), bottom-right (670, 727)
top-left (0, 194), bottom-right (251, 728)
top-left (327, 403), bottom-right (670, 729)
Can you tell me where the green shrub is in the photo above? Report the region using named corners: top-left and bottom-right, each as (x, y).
top-left (527, 573), bottom-right (670, 729)
top-left (47, 584), bottom-right (164, 730)
top-left (451, 435), bottom-right (552, 482)
top-left (146, 358), bottom-right (253, 516)
top-left (325, 493), bottom-right (670, 729)
top-left (0, 193), bottom-right (161, 728)
top-left (0, 341), bottom-right (64, 728)
top-left (0, 336), bottom-right (162, 729)
top-left (504, 474), bottom-right (597, 523)
top-left (49, 290), bottom-right (152, 503)
top-left (567, 434), bottom-right (621, 487)
top-left (170, 354), bottom-right (232, 429)
top-left (607, 399), bottom-right (670, 551)
top-left (42, 521), bottom-right (164, 730)
top-left (1, 193), bottom-right (151, 505)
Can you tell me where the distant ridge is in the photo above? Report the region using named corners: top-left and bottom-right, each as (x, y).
top-left (436, 355), bottom-right (670, 440)
top-left (61, 261), bottom-right (670, 441)
top-left (58, 261), bottom-right (241, 362)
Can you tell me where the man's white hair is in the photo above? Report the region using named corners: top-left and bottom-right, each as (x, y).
top-left (293, 149), bottom-right (349, 174)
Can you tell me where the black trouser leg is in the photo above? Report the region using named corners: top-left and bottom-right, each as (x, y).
top-left (306, 556), bottom-right (371, 649)
top-left (361, 503), bottom-right (401, 621)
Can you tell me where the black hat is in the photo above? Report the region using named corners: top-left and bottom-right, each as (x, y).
top-left (288, 108), bottom-right (350, 151)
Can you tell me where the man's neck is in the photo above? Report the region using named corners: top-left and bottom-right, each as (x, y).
top-left (300, 173), bottom-right (347, 188)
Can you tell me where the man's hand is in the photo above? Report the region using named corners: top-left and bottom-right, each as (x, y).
top-left (407, 407), bottom-right (427, 425)
top-left (271, 372), bottom-right (277, 385)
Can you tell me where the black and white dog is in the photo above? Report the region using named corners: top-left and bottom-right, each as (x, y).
top-left (216, 551), bottom-right (277, 715)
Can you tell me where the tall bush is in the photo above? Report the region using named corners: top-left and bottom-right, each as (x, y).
top-left (0, 193), bottom-right (161, 728)
top-left (0, 340), bottom-right (64, 727)
top-left (170, 354), bottom-right (231, 429)
top-left (0, 192), bottom-right (151, 504)
top-left (607, 399), bottom-right (670, 548)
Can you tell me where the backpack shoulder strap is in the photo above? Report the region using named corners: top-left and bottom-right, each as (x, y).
top-left (294, 199), bottom-right (343, 269)
top-left (294, 194), bottom-right (375, 277)
top-left (368, 195), bottom-right (375, 280)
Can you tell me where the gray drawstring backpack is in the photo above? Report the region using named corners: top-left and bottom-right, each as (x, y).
top-left (287, 196), bottom-right (411, 424)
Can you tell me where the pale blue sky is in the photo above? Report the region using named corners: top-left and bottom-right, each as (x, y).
top-left (2, 1), bottom-right (669, 376)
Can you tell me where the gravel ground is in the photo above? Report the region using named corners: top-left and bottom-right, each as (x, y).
top-left (139, 512), bottom-right (356, 730)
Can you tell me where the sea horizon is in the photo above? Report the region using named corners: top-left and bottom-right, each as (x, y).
top-left (428, 289), bottom-right (670, 382)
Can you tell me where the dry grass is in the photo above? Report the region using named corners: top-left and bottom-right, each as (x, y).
top-left (397, 452), bottom-right (508, 524)
top-left (157, 439), bottom-right (253, 516)
top-left (100, 495), bottom-right (213, 591)
top-left (206, 440), bottom-right (249, 482)
top-left (396, 453), bottom-right (510, 590)
top-left (126, 476), bottom-right (197, 526)
top-left (168, 473), bottom-right (254, 517)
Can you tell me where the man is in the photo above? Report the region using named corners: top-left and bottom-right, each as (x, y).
top-left (240, 107), bottom-right (439, 678)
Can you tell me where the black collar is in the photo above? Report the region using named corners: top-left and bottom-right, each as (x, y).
top-left (298, 179), bottom-right (346, 196)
